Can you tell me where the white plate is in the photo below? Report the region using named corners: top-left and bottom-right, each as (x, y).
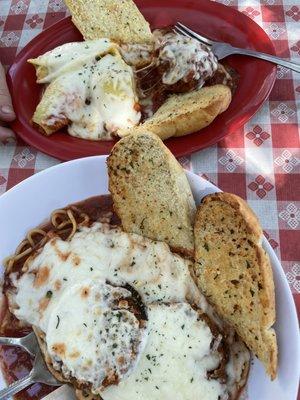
top-left (0, 155), bottom-right (299, 400)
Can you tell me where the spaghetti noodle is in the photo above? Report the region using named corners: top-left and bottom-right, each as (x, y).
top-left (4, 207), bottom-right (90, 273)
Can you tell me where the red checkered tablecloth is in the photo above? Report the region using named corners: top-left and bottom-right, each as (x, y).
top-left (0, 0), bottom-right (299, 320)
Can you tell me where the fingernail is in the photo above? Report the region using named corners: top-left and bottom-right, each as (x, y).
top-left (1, 105), bottom-right (14, 114)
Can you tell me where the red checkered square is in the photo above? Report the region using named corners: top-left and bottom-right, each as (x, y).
top-left (261, 5), bottom-right (285, 22)
top-left (218, 173), bottom-right (247, 199)
top-left (271, 124), bottom-right (299, 148)
top-left (43, 12), bottom-right (66, 29)
top-left (0, 46), bottom-right (18, 66)
top-left (269, 78), bottom-right (296, 101)
top-left (273, 39), bottom-right (292, 58)
top-left (4, 14), bottom-right (26, 30)
top-left (6, 166), bottom-right (34, 189)
top-left (279, 230), bottom-right (300, 261)
top-left (275, 174), bottom-right (300, 200)
top-left (219, 127), bottom-right (245, 148)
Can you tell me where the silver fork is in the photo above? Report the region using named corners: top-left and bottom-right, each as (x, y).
top-left (0, 332), bottom-right (37, 357)
top-left (175, 22), bottom-right (300, 73)
top-left (0, 333), bottom-right (61, 399)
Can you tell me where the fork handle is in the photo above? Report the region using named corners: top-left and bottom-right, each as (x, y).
top-left (0, 337), bottom-right (22, 347)
top-left (231, 47), bottom-right (300, 73)
top-left (0, 374), bottom-right (34, 399)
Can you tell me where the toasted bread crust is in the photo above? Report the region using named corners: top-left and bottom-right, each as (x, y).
top-left (107, 131), bottom-right (196, 257)
top-left (65, 0), bottom-right (153, 44)
top-left (194, 192), bottom-right (277, 379)
top-left (118, 85), bottom-right (232, 140)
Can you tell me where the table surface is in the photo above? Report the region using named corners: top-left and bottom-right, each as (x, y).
top-left (0, 0), bottom-right (299, 363)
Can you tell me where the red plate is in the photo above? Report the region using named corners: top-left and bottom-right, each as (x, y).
top-left (7, 0), bottom-right (276, 161)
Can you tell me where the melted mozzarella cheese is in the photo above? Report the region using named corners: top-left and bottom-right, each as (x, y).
top-left (103, 303), bottom-right (226, 400)
top-left (30, 39), bottom-right (117, 83)
top-left (155, 31), bottom-right (218, 87)
top-left (120, 43), bottom-right (154, 67)
top-left (8, 223), bottom-right (249, 398)
top-left (32, 41), bottom-right (141, 140)
top-left (46, 280), bottom-right (145, 393)
top-left (10, 223), bottom-right (203, 332)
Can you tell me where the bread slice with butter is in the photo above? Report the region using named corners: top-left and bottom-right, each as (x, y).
top-left (118, 85), bottom-right (231, 140)
top-left (194, 192), bottom-right (277, 379)
top-left (64, 0), bottom-right (153, 44)
top-left (107, 131), bottom-right (196, 257)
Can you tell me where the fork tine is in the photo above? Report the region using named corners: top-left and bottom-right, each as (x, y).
top-left (174, 25), bottom-right (211, 46)
top-left (173, 26), bottom-right (193, 39)
top-left (175, 22), bottom-right (213, 46)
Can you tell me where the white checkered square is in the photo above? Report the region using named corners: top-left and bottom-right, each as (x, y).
top-left (191, 146), bottom-right (218, 174)
top-left (27, 0), bottom-right (49, 14)
top-left (247, 200), bottom-right (279, 230)
top-left (263, 22), bottom-right (287, 40)
top-left (238, 4), bottom-right (264, 27)
top-left (246, 173), bottom-right (276, 200)
top-left (0, 144), bottom-right (16, 169)
top-left (278, 201), bottom-right (300, 230)
top-left (245, 147), bottom-right (274, 175)
top-left (248, 102), bottom-right (271, 125)
top-left (34, 152), bottom-right (60, 171)
top-left (283, 0), bottom-right (300, 4)
top-left (0, 168), bottom-right (9, 196)
top-left (287, 22), bottom-right (300, 43)
top-left (244, 123), bottom-right (272, 149)
top-left (0, 1), bottom-right (13, 17)
top-left (18, 27), bottom-right (41, 49)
